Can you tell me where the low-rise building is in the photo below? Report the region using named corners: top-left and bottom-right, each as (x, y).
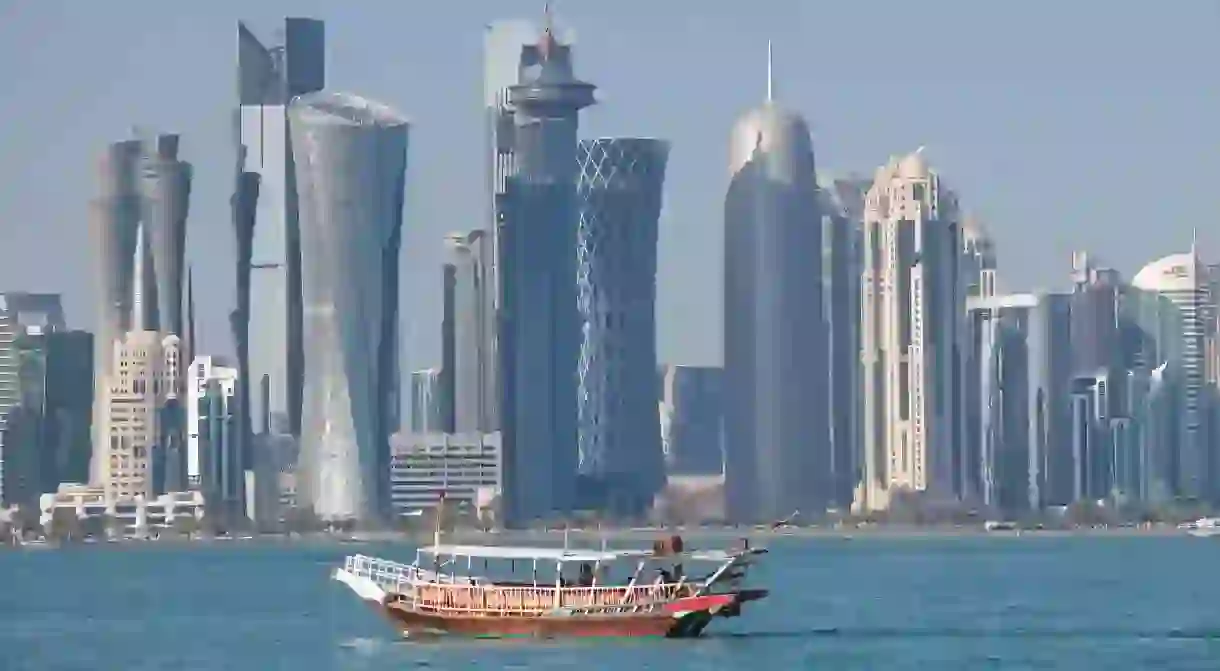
top-left (389, 432), bottom-right (501, 519)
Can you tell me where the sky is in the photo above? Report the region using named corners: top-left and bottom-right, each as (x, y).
top-left (0, 0), bottom-right (1217, 374)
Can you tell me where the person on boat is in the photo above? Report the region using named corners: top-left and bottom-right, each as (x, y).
top-left (577, 563), bottom-right (595, 587)
top-left (657, 567), bottom-right (674, 584)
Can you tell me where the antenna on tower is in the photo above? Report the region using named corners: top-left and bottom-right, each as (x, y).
top-left (766, 40), bottom-right (774, 103)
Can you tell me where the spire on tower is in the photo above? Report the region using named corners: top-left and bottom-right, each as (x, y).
top-left (766, 40), bottom-right (774, 103)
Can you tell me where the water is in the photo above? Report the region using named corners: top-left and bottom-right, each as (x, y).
top-left (2, 535), bottom-right (1219, 670)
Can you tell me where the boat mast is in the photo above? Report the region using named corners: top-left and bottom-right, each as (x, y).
top-left (433, 491), bottom-right (445, 548)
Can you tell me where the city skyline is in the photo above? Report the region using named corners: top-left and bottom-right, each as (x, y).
top-left (1, 1), bottom-right (1214, 376)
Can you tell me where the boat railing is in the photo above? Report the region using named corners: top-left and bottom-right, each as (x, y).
top-left (344, 554), bottom-right (492, 591)
top-left (406, 581), bottom-right (697, 614)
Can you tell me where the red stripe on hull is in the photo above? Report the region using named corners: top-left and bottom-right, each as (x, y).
top-left (382, 604), bottom-right (683, 638)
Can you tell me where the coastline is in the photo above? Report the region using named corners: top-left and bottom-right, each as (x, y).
top-left (3, 523), bottom-right (1198, 551)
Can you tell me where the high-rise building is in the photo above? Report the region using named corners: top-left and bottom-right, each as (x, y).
top-left (235, 17), bottom-right (325, 446)
top-left (139, 133), bottom-right (192, 339)
top-left (722, 44), bottom-right (827, 523)
top-left (197, 375), bottom-right (243, 524)
top-left (96, 331), bottom-right (181, 501)
top-left (658, 365), bottom-right (725, 477)
top-left (289, 91), bottom-right (408, 524)
top-left (89, 139), bottom-right (142, 483)
top-left (186, 356), bottom-right (239, 487)
top-left (574, 138), bottom-right (669, 514)
top-left (960, 217), bottom-right (998, 299)
top-left (484, 19), bottom-right (543, 433)
top-left (1131, 248), bottom-right (1212, 500)
top-left (497, 14), bottom-right (596, 526)
top-left (445, 230), bottom-right (493, 432)
top-left (0, 294), bottom-right (66, 507)
top-left (42, 330), bottom-right (94, 492)
top-left (410, 368), bottom-right (445, 434)
top-left (859, 149), bottom-right (964, 511)
top-left (819, 176), bottom-right (868, 509)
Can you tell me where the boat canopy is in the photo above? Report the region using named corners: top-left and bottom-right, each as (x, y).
top-left (418, 544), bottom-right (761, 564)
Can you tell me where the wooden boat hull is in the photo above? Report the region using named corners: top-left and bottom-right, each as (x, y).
top-left (378, 590), bottom-right (768, 639)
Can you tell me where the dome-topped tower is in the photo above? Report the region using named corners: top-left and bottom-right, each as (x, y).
top-left (722, 41), bottom-right (827, 523)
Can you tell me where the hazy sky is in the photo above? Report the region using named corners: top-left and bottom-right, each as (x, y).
top-left (0, 0), bottom-right (1217, 373)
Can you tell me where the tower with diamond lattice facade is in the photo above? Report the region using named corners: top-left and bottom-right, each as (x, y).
top-left (575, 138), bottom-right (670, 515)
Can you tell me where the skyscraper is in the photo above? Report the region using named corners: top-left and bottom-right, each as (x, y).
top-left (575, 137), bottom-right (670, 514)
top-left (289, 91), bottom-right (408, 524)
top-left (235, 17), bottom-right (325, 444)
top-left (722, 44), bottom-right (827, 523)
top-left (658, 364), bottom-right (725, 477)
top-left (819, 176), bottom-right (867, 509)
top-left (139, 133), bottom-right (192, 339)
top-left (1131, 249), bottom-right (1212, 500)
top-left (89, 139), bottom-right (142, 482)
top-left (445, 230), bottom-right (493, 432)
top-left (484, 20), bottom-right (542, 433)
top-left (498, 12), bottom-right (596, 525)
top-left (859, 149), bottom-right (964, 512)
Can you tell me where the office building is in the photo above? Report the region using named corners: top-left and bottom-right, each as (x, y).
top-left (483, 19), bottom-right (541, 433)
top-left (859, 149), bottom-right (964, 511)
top-left (819, 177), bottom-right (867, 508)
top-left (42, 331), bottom-right (94, 492)
top-left (388, 432), bottom-right (502, 519)
top-left (89, 139), bottom-right (142, 482)
top-left (575, 137), bottom-right (670, 514)
top-left (410, 368), bottom-right (445, 434)
top-left (960, 217), bottom-right (998, 299)
top-left (96, 331), bottom-right (181, 502)
top-left (0, 294), bottom-right (66, 507)
top-left (497, 14), bottom-right (596, 525)
top-left (186, 356), bottom-right (239, 487)
top-left (139, 133), bottom-right (192, 338)
top-left (197, 375), bottom-right (243, 524)
top-left (723, 44), bottom-right (827, 523)
top-left (235, 17), bottom-right (326, 447)
top-left (444, 230), bottom-right (493, 432)
top-left (658, 365), bottom-right (724, 476)
top-left (289, 91), bottom-right (408, 523)
top-left (1131, 248), bottom-right (1213, 500)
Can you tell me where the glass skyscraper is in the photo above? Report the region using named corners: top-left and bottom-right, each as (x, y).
top-left (235, 17), bottom-right (325, 445)
top-left (723, 47), bottom-right (827, 523)
top-left (289, 91), bottom-right (409, 524)
top-left (498, 19), bottom-right (596, 526)
top-left (575, 138), bottom-right (669, 514)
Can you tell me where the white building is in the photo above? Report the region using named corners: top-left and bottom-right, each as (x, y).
top-left (389, 432), bottom-right (501, 518)
top-left (96, 331), bottom-right (180, 501)
top-left (186, 356), bottom-right (238, 487)
top-left (39, 482), bottom-right (203, 537)
top-left (858, 150), bottom-right (964, 511)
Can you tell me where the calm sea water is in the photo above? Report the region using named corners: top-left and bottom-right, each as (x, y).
top-left (2, 536), bottom-right (1219, 670)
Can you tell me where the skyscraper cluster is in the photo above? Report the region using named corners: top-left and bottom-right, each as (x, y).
top-left (6, 10), bottom-right (1217, 533)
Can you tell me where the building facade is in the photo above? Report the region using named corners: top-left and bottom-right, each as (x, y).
top-left (388, 432), bottom-right (502, 519)
top-left (197, 376), bottom-right (244, 524)
top-left (658, 365), bottom-right (724, 477)
top-left (859, 150), bottom-right (964, 511)
top-left (445, 230), bottom-right (493, 432)
top-left (186, 356), bottom-right (239, 487)
top-left (289, 91), bottom-right (408, 523)
top-left (96, 331), bottom-right (181, 502)
top-left (410, 368), bottom-right (445, 434)
top-left (575, 138), bottom-right (670, 514)
top-left (819, 177), bottom-right (867, 509)
top-left (497, 20), bottom-right (596, 525)
top-left (1131, 250), bottom-right (1212, 501)
top-left (722, 48), bottom-right (827, 523)
top-left (235, 17), bottom-right (326, 447)
top-left (483, 19), bottom-right (541, 433)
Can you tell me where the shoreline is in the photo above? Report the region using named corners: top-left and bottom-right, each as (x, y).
top-left (3, 524), bottom-right (1199, 551)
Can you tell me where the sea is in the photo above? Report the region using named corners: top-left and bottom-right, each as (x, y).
top-left (2, 534), bottom-right (1219, 670)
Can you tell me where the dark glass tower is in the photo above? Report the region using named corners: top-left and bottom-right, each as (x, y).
top-left (575, 138), bottom-right (669, 515)
top-left (498, 16), bottom-right (596, 526)
top-left (235, 17), bottom-right (326, 465)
